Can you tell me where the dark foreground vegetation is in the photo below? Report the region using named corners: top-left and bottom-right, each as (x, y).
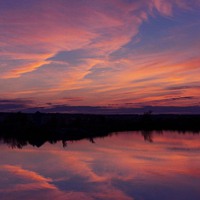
top-left (0, 112), bottom-right (199, 148)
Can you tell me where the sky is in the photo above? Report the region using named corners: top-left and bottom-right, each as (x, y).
top-left (0, 0), bottom-right (200, 113)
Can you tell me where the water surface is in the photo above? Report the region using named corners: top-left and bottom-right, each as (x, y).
top-left (0, 131), bottom-right (200, 200)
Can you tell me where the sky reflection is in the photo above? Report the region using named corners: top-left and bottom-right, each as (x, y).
top-left (0, 131), bottom-right (200, 200)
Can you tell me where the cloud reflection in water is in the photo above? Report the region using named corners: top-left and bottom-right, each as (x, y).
top-left (0, 131), bottom-right (200, 200)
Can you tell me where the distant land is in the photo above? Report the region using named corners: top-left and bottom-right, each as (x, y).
top-left (1, 102), bottom-right (200, 114)
top-left (0, 112), bottom-right (199, 148)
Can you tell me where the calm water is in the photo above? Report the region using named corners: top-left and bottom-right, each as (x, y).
top-left (0, 131), bottom-right (200, 200)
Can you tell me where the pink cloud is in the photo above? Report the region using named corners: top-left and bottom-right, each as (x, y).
top-left (0, 0), bottom-right (199, 107)
top-left (1, 164), bottom-right (53, 183)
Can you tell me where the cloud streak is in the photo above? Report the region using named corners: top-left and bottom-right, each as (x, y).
top-left (0, 0), bottom-right (200, 111)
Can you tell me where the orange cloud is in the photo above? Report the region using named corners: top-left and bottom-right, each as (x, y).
top-left (1, 165), bottom-right (52, 183)
top-left (0, 0), bottom-right (199, 108)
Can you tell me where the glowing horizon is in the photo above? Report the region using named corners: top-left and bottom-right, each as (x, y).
top-left (0, 0), bottom-right (200, 112)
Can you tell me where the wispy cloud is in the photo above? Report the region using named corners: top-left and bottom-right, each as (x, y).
top-left (0, 0), bottom-right (200, 110)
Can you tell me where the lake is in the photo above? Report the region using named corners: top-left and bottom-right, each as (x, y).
top-left (0, 131), bottom-right (200, 200)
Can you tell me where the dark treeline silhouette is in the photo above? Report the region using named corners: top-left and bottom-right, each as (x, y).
top-left (0, 112), bottom-right (199, 148)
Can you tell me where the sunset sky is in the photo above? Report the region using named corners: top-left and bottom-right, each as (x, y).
top-left (0, 0), bottom-right (200, 113)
